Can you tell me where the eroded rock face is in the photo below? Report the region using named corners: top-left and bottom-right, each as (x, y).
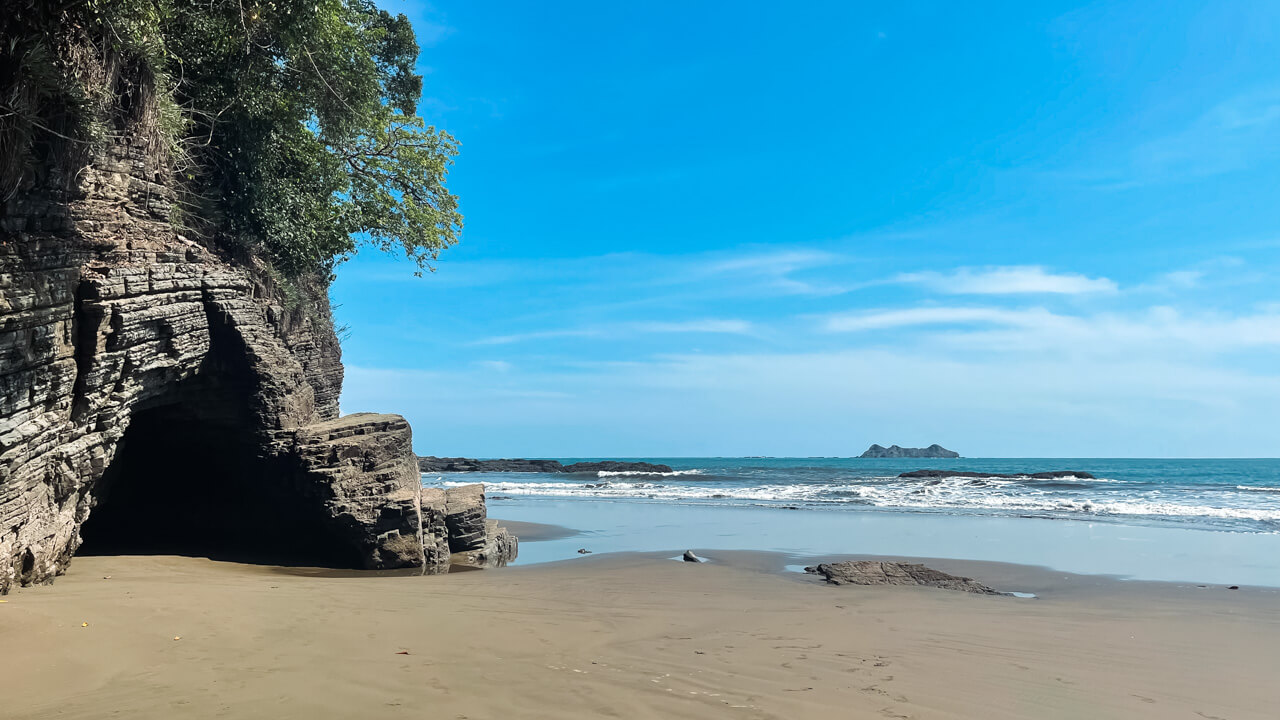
top-left (0, 136), bottom-right (513, 593)
top-left (804, 561), bottom-right (1002, 594)
top-left (451, 520), bottom-right (518, 569)
top-left (444, 483), bottom-right (488, 552)
top-left (284, 414), bottom-right (433, 570)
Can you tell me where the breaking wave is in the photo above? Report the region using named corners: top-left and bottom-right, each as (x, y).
top-left (596, 469), bottom-right (704, 477)
top-left (427, 460), bottom-right (1280, 533)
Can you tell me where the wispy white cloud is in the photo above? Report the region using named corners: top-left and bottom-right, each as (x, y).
top-left (695, 249), bottom-right (854, 296)
top-left (473, 318), bottom-right (755, 345)
top-left (895, 266), bottom-right (1117, 295)
top-left (631, 319), bottom-right (754, 334)
top-left (1149, 89), bottom-right (1280, 172)
top-left (704, 250), bottom-right (836, 275)
top-left (344, 342), bottom-right (1280, 457)
top-left (475, 360), bottom-right (514, 373)
top-left (1070, 88), bottom-right (1280, 189)
top-left (822, 306), bottom-right (1052, 333)
top-left (822, 304), bottom-right (1280, 355)
top-left (472, 329), bottom-right (601, 346)
top-left (1154, 270), bottom-right (1203, 289)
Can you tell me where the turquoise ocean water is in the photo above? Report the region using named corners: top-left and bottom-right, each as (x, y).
top-left (424, 458), bottom-right (1280, 585)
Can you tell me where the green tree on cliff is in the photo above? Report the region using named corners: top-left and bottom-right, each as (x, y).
top-left (1, 0), bottom-right (461, 277)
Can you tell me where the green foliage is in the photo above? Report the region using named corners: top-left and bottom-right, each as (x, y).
top-left (1, 0), bottom-right (461, 277)
top-left (2, 0), bottom-right (183, 196)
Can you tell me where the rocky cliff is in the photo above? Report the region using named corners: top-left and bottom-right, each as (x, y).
top-left (0, 135), bottom-right (513, 593)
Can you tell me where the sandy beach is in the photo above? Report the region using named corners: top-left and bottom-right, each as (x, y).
top-left (3, 543), bottom-right (1277, 720)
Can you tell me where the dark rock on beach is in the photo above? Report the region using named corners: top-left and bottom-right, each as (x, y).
top-left (804, 561), bottom-right (1002, 594)
top-left (417, 457), bottom-right (673, 474)
top-left (561, 461), bottom-right (672, 474)
top-left (443, 484), bottom-right (488, 553)
top-left (899, 469), bottom-right (1095, 480)
top-left (683, 550), bottom-right (704, 563)
top-left (860, 444), bottom-right (960, 459)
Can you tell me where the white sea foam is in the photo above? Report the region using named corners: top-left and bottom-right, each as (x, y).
top-left (431, 472), bottom-right (1280, 529)
top-left (909, 473), bottom-right (1118, 483)
top-left (596, 469), bottom-right (704, 477)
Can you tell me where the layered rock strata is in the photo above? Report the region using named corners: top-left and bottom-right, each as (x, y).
top-left (441, 483), bottom-right (518, 569)
top-left (0, 135), bottom-right (514, 594)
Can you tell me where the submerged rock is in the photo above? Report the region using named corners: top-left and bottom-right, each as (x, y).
top-left (804, 561), bottom-right (1001, 594)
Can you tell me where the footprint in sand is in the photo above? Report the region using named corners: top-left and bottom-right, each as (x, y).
top-left (861, 685), bottom-right (891, 697)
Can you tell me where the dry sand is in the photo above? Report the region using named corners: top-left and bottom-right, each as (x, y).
top-left (1, 549), bottom-right (1277, 720)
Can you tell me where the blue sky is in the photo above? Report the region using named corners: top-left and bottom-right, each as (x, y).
top-left (332, 1), bottom-right (1280, 458)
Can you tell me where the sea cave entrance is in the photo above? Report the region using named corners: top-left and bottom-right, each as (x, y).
top-left (77, 395), bottom-right (356, 568)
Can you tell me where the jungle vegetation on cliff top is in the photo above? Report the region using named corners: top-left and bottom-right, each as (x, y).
top-left (1, 0), bottom-right (460, 276)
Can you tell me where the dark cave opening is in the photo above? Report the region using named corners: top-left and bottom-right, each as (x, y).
top-left (77, 401), bottom-right (358, 568)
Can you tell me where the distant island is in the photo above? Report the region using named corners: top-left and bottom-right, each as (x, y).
top-left (860, 444), bottom-right (961, 459)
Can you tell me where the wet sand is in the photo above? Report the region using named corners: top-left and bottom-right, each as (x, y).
top-left (1, 551), bottom-right (1276, 719)
top-left (490, 518), bottom-right (580, 542)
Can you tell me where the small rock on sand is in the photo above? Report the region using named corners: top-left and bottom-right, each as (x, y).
top-left (683, 550), bottom-right (703, 563)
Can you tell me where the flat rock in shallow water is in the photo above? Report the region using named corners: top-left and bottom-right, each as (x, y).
top-left (898, 469), bottom-right (1094, 480)
top-left (805, 561), bottom-right (1002, 594)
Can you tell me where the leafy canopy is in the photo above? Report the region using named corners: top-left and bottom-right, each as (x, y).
top-left (3, 0), bottom-right (461, 277)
